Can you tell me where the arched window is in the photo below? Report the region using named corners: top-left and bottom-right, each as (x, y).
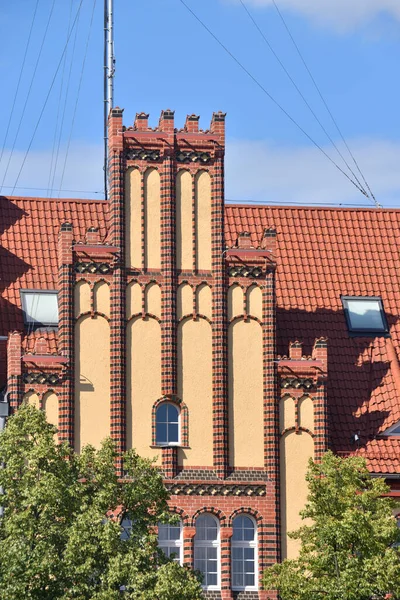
top-left (120, 514), bottom-right (132, 541)
top-left (231, 515), bottom-right (257, 590)
top-left (194, 514), bottom-right (220, 589)
top-left (156, 403), bottom-right (179, 445)
top-left (158, 520), bottom-right (183, 564)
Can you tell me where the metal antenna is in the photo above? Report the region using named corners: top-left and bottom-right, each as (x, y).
top-left (104, 0), bottom-right (115, 200)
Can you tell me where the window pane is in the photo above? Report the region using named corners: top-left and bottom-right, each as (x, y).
top-left (22, 292), bottom-right (58, 325)
top-left (232, 571), bottom-right (243, 587)
top-left (346, 299), bottom-right (386, 331)
top-left (156, 422), bottom-right (167, 444)
top-left (207, 572), bottom-right (217, 586)
top-left (157, 404), bottom-right (168, 422)
top-left (168, 423), bottom-right (179, 443)
top-left (120, 516), bottom-right (132, 541)
top-left (166, 403), bottom-right (179, 423)
top-left (168, 524), bottom-right (181, 540)
top-left (244, 547), bottom-right (254, 561)
top-left (158, 524), bottom-right (169, 541)
top-left (195, 515), bottom-right (218, 541)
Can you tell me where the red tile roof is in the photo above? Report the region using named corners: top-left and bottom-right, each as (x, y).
top-left (226, 204), bottom-right (400, 473)
top-left (1, 196), bottom-right (400, 474)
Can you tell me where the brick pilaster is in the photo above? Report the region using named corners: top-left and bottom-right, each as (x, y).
top-left (220, 527), bottom-right (233, 599)
top-left (108, 108), bottom-right (126, 474)
top-left (58, 222), bottom-right (74, 446)
top-left (7, 331), bottom-right (22, 411)
top-left (312, 338), bottom-right (328, 461)
top-left (211, 137), bottom-right (229, 479)
top-left (160, 148), bottom-right (177, 396)
top-left (183, 526), bottom-right (196, 569)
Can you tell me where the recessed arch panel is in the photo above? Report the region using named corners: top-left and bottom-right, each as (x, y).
top-left (145, 282), bottom-right (161, 319)
top-left (299, 396), bottom-right (314, 433)
top-left (280, 395), bottom-right (296, 433)
top-left (74, 280), bottom-right (91, 318)
top-left (126, 316), bottom-right (161, 461)
top-left (177, 284), bottom-right (193, 319)
top-left (280, 431), bottom-right (314, 559)
top-left (228, 284), bottom-right (243, 320)
top-left (196, 283), bottom-right (212, 319)
top-left (195, 171), bottom-right (212, 271)
top-left (144, 168), bottom-right (161, 269)
top-left (93, 281), bottom-right (110, 318)
top-left (74, 315), bottom-right (110, 452)
top-left (176, 170), bottom-right (192, 270)
top-left (23, 391), bottom-right (40, 409)
top-left (247, 284), bottom-right (263, 321)
top-left (228, 318), bottom-right (263, 467)
top-left (177, 317), bottom-right (212, 466)
top-left (126, 282), bottom-right (142, 319)
top-left (125, 167), bottom-right (141, 269)
top-left (43, 392), bottom-right (58, 437)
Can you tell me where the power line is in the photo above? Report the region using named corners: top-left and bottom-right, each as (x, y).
top-left (271, 0), bottom-right (381, 208)
top-left (49, 0), bottom-right (82, 197)
top-left (1, 185), bottom-right (103, 195)
top-left (0, 0), bottom-right (56, 194)
top-left (0, 0), bottom-right (39, 169)
top-left (239, 0), bottom-right (369, 200)
top-left (58, 0), bottom-right (97, 198)
top-left (10, 0), bottom-right (85, 197)
top-left (178, 0), bottom-right (369, 199)
top-left (47, 0), bottom-right (74, 196)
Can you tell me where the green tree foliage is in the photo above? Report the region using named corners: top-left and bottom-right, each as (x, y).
top-left (263, 451), bottom-right (400, 600)
top-left (0, 404), bottom-right (202, 600)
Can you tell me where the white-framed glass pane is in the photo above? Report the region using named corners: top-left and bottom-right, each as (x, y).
top-left (158, 521), bottom-right (182, 564)
top-left (195, 515), bottom-right (218, 541)
top-left (232, 515), bottom-right (255, 541)
top-left (21, 291), bottom-right (58, 326)
top-left (156, 403), bottom-right (179, 445)
top-left (120, 515), bottom-right (132, 541)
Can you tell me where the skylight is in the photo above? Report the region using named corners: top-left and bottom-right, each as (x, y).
top-left (382, 422), bottom-right (400, 436)
top-left (20, 291), bottom-right (59, 327)
top-left (341, 296), bottom-right (389, 336)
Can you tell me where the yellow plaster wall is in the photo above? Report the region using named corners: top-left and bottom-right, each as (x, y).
top-left (23, 391), bottom-right (40, 409)
top-left (195, 171), bottom-right (212, 271)
top-left (144, 168), bottom-right (161, 270)
top-left (280, 396), bottom-right (296, 433)
top-left (126, 282), bottom-right (142, 318)
top-left (43, 392), bottom-right (58, 437)
top-left (176, 170), bottom-right (192, 271)
top-left (280, 431), bottom-right (314, 559)
top-left (247, 285), bottom-right (263, 320)
top-left (177, 318), bottom-right (213, 466)
top-left (299, 396), bottom-right (314, 432)
top-left (94, 281), bottom-right (110, 317)
top-left (126, 316), bottom-right (161, 462)
top-left (177, 284), bottom-right (193, 319)
top-left (74, 281), bottom-right (91, 317)
top-left (74, 315), bottom-right (110, 453)
top-left (196, 284), bottom-right (212, 319)
top-left (228, 319), bottom-right (264, 467)
top-left (228, 285), bottom-right (243, 320)
top-left (145, 283), bottom-right (161, 319)
top-left (125, 167), bottom-right (141, 269)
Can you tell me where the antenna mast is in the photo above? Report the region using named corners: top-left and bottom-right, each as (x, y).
top-left (104, 0), bottom-right (115, 200)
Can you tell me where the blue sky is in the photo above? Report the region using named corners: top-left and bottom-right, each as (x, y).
top-left (0, 0), bottom-right (399, 207)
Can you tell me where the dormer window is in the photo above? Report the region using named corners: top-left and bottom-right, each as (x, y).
top-left (341, 296), bottom-right (389, 336)
top-left (20, 291), bottom-right (59, 328)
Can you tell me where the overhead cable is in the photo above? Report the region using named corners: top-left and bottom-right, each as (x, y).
top-left (271, 0), bottom-right (380, 208)
top-left (0, 0), bottom-right (56, 194)
top-left (0, 0), bottom-right (39, 169)
top-left (178, 0), bottom-right (369, 199)
top-left (239, 0), bottom-right (369, 200)
top-left (47, 0), bottom-right (74, 196)
top-left (10, 0), bottom-right (85, 196)
top-left (58, 0), bottom-right (97, 198)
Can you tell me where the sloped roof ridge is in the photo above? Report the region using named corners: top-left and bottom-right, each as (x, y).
top-left (226, 202), bottom-right (400, 213)
top-left (4, 195), bottom-right (107, 204)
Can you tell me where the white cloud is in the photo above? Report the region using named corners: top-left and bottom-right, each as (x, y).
top-left (225, 138), bottom-right (400, 207)
top-left (227, 0), bottom-right (400, 31)
top-left (0, 143), bottom-right (104, 200)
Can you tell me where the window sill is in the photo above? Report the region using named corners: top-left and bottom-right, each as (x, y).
top-left (150, 444), bottom-right (190, 449)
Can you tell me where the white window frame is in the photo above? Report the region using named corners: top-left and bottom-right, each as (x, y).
top-left (155, 402), bottom-right (180, 447)
top-left (194, 514), bottom-right (220, 591)
top-left (158, 520), bottom-right (183, 565)
top-left (231, 515), bottom-right (258, 592)
top-left (20, 290), bottom-right (59, 328)
top-left (341, 295), bottom-right (389, 336)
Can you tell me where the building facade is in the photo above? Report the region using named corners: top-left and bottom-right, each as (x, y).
top-left (1, 107), bottom-right (400, 599)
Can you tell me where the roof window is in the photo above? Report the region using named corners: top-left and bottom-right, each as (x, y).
top-left (382, 422), bottom-right (400, 436)
top-left (341, 296), bottom-right (389, 336)
top-left (20, 291), bottom-right (59, 328)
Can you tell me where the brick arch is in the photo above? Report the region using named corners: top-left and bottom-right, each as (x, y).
top-left (228, 314), bottom-right (263, 326)
top-left (126, 313), bottom-right (162, 325)
top-left (151, 396), bottom-right (189, 447)
top-left (178, 314), bottom-right (212, 326)
top-left (75, 311), bottom-right (110, 323)
top-left (191, 506), bottom-right (227, 527)
top-left (169, 505), bottom-right (190, 526)
top-left (228, 507), bottom-right (264, 527)
top-left (281, 426), bottom-right (315, 438)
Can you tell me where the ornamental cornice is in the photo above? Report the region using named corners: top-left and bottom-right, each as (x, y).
top-left (165, 483), bottom-right (266, 497)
